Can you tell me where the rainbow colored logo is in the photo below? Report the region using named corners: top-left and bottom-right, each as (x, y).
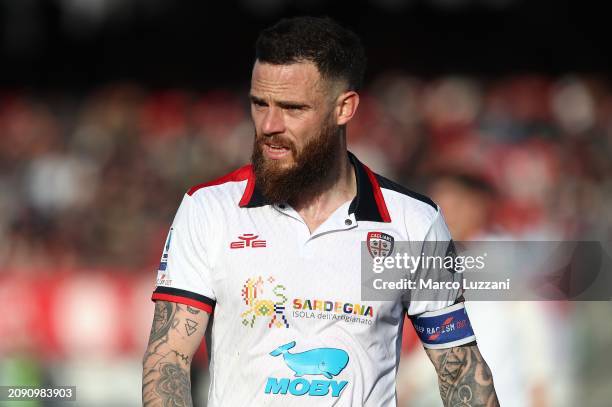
top-left (241, 276), bottom-right (289, 328)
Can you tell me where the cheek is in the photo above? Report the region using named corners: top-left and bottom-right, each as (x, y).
top-left (251, 109), bottom-right (264, 132)
top-left (288, 116), bottom-right (325, 148)
top-left (289, 130), bottom-right (315, 154)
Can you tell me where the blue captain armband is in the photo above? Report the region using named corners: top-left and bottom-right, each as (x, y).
top-left (410, 302), bottom-right (476, 349)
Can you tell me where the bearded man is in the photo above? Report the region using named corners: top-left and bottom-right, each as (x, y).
top-left (142, 16), bottom-right (499, 407)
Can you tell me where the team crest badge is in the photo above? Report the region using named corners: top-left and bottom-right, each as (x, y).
top-left (367, 232), bottom-right (394, 257)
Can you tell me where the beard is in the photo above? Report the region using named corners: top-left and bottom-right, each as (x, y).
top-left (251, 117), bottom-right (342, 204)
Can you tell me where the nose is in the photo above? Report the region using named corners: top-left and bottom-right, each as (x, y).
top-left (261, 106), bottom-right (285, 135)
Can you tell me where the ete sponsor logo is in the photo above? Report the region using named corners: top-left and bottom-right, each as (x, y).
top-left (230, 233), bottom-right (267, 249)
top-left (265, 341), bottom-right (349, 398)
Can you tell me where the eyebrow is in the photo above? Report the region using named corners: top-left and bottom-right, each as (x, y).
top-left (249, 94), bottom-right (311, 110)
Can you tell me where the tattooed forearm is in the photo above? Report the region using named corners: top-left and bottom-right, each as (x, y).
top-left (143, 301), bottom-right (207, 407)
top-left (426, 345), bottom-right (499, 407)
top-left (154, 363), bottom-right (192, 407)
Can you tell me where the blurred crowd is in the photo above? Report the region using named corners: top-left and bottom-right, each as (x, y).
top-left (2, 73), bottom-right (611, 270)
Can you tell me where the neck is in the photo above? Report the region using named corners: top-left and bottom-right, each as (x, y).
top-left (290, 136), bottom-right (356, 232)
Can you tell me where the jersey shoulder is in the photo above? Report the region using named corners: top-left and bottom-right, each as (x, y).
top-left (187, 164), bottom-right (252, 196)
top-left (375, 174), bottom-right (437, 210)
top-left (185, 164), bottom-right (254, 214)
top-left (375, 173), bottom-right (440, 233)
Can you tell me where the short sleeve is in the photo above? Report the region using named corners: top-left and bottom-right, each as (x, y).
top-left (151, 193), bottom-right (216, 313)
top-left (404, 208), bottom-right (463, 316)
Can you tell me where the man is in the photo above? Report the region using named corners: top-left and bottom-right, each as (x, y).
top-left (142, 16), bottom-right (499, 406)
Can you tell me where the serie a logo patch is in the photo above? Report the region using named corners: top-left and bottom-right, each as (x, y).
top-left (157, 227), bottom-right (173, 273)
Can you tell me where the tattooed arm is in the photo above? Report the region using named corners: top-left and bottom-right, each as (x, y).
top-left (425, 343), bottom-right (500, 407)
top-left (142, 301), bottom-right (209, 407)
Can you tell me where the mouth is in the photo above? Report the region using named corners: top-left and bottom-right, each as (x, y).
top-left (263, 142), bottom-right (292, 160)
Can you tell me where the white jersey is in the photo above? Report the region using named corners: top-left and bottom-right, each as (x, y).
top-left (152, 152), bottom-right (470, 406)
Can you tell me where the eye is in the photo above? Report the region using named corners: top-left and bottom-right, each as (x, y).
top-left (283, 104), bottom-right (304, 112)
top-left (251, 99), bottom-right (267, 108)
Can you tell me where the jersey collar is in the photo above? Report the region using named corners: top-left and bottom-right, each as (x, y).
top-left (239, 151), bottom-right (391, 223)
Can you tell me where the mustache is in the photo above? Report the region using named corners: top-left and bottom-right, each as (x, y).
top-left (254, 134), bottom-right (297, 153)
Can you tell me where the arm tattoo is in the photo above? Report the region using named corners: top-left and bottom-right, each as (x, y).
top-left (143, 301), bottom-right (178, 371)
top-left (149, 301), bottom-right (177, 344)
top-left (155, 362), bottom-right (192, 407)
top-left (186, 306), bottom-right (201, 315)
top-left (172, 350), bottom-right (190, 364)
top-left (143, 301), bottom-right (198, 407)
top-left (427, 345), bottom-right (499, 407)
top-left (185, 319), bottom-right (198, 336)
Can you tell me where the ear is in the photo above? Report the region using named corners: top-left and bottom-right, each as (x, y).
top-left (335, 91), bottom-right (360, 126)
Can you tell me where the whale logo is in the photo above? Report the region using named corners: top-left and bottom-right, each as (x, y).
top-left (270, 341), bottom-right (349, 379)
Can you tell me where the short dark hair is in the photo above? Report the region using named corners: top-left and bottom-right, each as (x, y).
top-left (255, 16), bottom-right (366, 91)
top-left (435, 172), bottom-right (497, 199)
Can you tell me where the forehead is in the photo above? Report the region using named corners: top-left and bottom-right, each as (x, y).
top-left (250, 61), bottom-right (325, 101)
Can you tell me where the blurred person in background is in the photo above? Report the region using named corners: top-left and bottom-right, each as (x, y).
top-left (396, 172), bottom-right (560, 407)
top-left (142, 16), bottom-right (498, 407)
